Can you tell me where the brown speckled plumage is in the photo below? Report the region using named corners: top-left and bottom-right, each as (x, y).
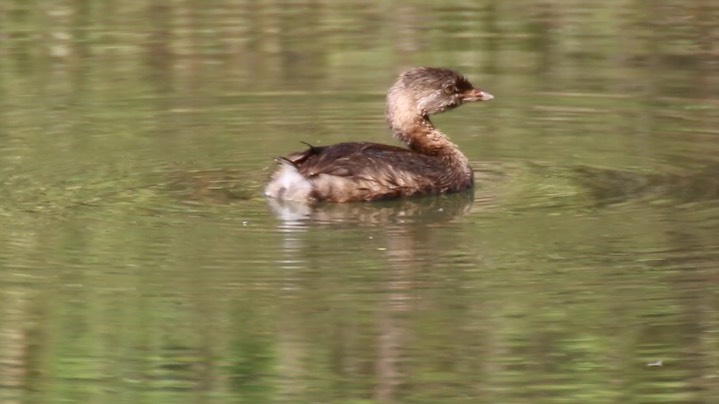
top-left (265, 67), bottom-right (493, 203)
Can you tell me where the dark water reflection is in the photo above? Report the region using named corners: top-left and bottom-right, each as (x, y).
top-left (267, 192), bottom-right (475, 224)
top-left (2, 1), bottom-right (719, 403)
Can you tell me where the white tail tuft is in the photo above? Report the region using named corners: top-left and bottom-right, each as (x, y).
top-left (264, 162), bottom-right (313, 201)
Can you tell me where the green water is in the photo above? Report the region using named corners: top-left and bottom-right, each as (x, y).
top-left (2, 1), bottom-right (719, 403)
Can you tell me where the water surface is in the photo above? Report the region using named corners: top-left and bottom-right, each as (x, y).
top-left (1, 1), bottom-right (719, 403)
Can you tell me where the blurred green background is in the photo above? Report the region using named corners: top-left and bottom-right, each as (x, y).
top-left (1, 1), bottom-right (718, 403)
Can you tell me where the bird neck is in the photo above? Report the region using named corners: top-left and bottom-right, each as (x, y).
top-left (387, 110), bottom-right (472, 180)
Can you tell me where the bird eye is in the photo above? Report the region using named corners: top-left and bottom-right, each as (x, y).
top-left (444, 84), bottom-right (458, 94)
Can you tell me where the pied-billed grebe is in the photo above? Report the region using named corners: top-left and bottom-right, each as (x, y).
top-left (264, 67), bottom-right (493, 203)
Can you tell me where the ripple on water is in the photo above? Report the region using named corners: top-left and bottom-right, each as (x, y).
top-left (467, 159), bottom-right (719, 216)
top-left (1, 154), bottom-right (273, 216)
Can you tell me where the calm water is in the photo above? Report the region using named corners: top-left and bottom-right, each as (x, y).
top-left (2, 1), bottom-right (719, 403)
